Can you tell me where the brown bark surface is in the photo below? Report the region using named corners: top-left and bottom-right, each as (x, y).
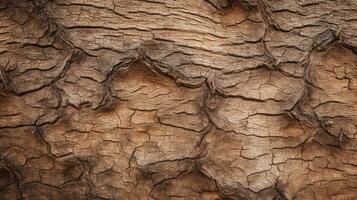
top-left (1, 0), bottom-right (357, 199)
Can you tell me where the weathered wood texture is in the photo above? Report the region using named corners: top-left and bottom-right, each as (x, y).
top-left (0, 0), bottom-right (357, 199)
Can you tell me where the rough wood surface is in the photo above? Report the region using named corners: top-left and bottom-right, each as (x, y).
top-left (0, 0), bottom-right (357, 199)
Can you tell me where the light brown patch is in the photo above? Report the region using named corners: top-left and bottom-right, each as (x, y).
top-left (221, 2), bottom-right (248, 25)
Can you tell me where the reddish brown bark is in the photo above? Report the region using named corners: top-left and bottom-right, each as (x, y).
top-left (1, 0), bottom-right (357, 199)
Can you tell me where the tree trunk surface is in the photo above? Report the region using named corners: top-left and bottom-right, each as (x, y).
top-left (1, 0), bottom-right (357, 199)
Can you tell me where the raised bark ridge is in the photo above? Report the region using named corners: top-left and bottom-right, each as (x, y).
top-left (0, 0), bottom-right (357, 199)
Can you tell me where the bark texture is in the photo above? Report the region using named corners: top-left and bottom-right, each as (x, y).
top-left (1, 0), bottom-right (357, 199)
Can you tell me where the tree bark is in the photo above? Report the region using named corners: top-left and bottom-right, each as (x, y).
top-left (0, 0), bottom-right (357, 199)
